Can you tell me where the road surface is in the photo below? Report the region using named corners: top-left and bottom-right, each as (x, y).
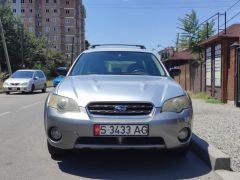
top-left (0, 89), bottom-right (220, 179)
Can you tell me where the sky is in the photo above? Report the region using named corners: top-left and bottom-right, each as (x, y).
top-left (83, 0), bottom-right (240, 51)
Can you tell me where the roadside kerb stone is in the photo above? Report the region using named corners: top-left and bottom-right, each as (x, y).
top-left (191, 133), bottom-right (231, 171)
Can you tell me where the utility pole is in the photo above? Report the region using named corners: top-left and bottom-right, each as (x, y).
top-left (176, 33), bottom-right (180, 52)
top-left (20, 23), bottom-right (24, 68)
top-left (46, 33), bottom-right (49, 66)
top-left (71, 36), bottom-right (74, 65)
top-left (0, 19), bottom-right (12, 74)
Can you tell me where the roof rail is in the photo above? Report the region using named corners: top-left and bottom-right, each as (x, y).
top-left (89, 44), bottom-right (146, 49)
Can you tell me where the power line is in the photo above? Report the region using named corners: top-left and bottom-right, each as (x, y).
top-left (226, 10), bottom-right (240, 23)
top-left (87, 6), bottom-right (233, 10)
top-left (225, 0), bottom-right (240, 12)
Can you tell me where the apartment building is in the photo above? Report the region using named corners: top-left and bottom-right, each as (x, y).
top-left (10, 0), bottom-right (86, 60)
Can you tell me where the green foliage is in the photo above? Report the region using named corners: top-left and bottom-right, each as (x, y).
top-left (0, 5), bottom-right (67, 78)
top-left (178, 10), bottom-right (214, 53)
top-left (188, 91), bottom-right (223, 104)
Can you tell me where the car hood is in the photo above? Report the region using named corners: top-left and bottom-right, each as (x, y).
top-left (5, 78), bottom-right (31, 84)
top-left (56, 75), bottom-right (185, 107)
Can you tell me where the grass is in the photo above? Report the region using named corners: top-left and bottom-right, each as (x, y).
top-left (47, 80), bottom-right (53, 87)
top-left (188, 91), bottom-right (223, 104)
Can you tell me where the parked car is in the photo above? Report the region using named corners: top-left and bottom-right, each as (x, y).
top-left (44, 44), bottom-right (193, 158)
top-left (3, 69), bottom-right (47, 94)
top-left (53, 75), bottom-right (64, 88)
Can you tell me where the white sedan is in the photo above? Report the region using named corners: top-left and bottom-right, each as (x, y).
top-left (3, 69), bottom-right (47, 94)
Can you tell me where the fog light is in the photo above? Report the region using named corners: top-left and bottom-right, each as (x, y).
top-left (49, 127), bottom-right (62, 141)
top-left (178, 128), bottom-right (190, 142)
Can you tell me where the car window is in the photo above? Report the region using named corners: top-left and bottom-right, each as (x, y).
top-left (70, 51), bottom-right (166, 76)
top-left (37, 71), bottom-right (45, 78)
top-left (11, 71), bottom-right (34, 78)
top-left (34, 72), bottom-right (38, 78)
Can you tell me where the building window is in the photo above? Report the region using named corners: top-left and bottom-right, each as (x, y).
top-left (37, 22), bottom-right (41, 26)
top-left (21, 0), bottom-right (24, 3)
top-left (46, 18), bottom-right (49, 22)
top-left (46, 9), bottom-right (49, 13)
top-left (46, 27), bottom-right (50, 32)
top-left (30, 9), bottom-right (32, 13)
top-left (65, 27), bottom-right (70, 32)
top-left (53, 36), bottom-right (58, 41)
top-left (54, 0), bottom-right (57, 3)
top-left (28, 18), bottom-right (32, 23)
top-left (66, 10), bottom-right (70, 14)
top-left (65, 18), bottom-right (70, 23)
top-left (206, 47), bottom-right (212, 86)
top-left (13, 9), bottom-right (16, 13)
top-left (46, 0), bottom-right (49, 3)
top-left (53, 18), bottom-right (56, 22)
top-left (29, 0), bottom-right (32, 3)
top-left (21, 9), bottom-right (25, 13)
top-left (54, 9), bottom-right (57, 13)
top-left (66, 1), bottom-right (69, 5)
top-left (29, 27), bottom-right (33, 32)
top-left (13, 0), bottom-right (16, 3)
top-left (53, 27), bottom-right (56, 31)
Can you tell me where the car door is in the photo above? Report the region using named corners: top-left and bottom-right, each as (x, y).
top-left (33, 72), bottom-right (41, 90)
top-left (37, 71), bottom-right (46, 89)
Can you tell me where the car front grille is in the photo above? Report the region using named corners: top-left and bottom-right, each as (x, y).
top-left (10, 83), bottom-right (19, 86)
top-left (87, 102), bottom-right (153, 116)
top-left (76, 137), bottom-right (164, 146)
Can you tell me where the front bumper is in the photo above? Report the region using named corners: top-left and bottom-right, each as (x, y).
top-left (44, 107), bottom-right (193, 150)
top-left (3, 85), bottom-right (31, 92)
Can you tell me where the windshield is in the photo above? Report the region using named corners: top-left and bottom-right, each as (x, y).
top-left (11, 71), bottom-right (34, 79)
top-left (70, 51), bottom-right (166, 76)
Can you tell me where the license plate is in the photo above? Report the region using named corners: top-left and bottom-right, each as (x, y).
top-left (94, 124), bottom-right (149, 136)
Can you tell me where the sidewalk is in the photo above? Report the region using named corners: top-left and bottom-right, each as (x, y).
top-left (192, 99), bottom-right (240, 172)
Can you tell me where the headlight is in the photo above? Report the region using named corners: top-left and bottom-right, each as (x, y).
top-left (162, 96), bottom-right (190, 113)
top-left (21, 82), bottom-right (28, 85)
top-left (48, 94), bottom-right (79, 113)
top-left (3, 82), bottom-right (9, 86)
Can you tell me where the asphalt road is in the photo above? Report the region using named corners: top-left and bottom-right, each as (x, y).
top-left (0, 89), bottom-right (220, 180)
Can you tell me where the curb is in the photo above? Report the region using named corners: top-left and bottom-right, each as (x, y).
top-left (215, 170), bottom-right (240, 180)
top-left (190, 134), bottom-right (231, 171)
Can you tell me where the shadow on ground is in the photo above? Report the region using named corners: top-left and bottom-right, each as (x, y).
top-left (57, 149), bottom-right (211, 179)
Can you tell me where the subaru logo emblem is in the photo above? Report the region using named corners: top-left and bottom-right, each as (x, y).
top-left (115, 105), bottom-right (128, 112)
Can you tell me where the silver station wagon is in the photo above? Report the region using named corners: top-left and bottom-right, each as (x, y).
top-left (44, 44), bottom-right (193, 158)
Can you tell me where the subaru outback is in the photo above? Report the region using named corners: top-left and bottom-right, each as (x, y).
top-left (44, 44), bottom-right (193, 158)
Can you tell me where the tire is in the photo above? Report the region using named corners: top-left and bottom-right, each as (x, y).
top-left (31, 84), bottom-right (35, 93)
top-left (42, 84), bottom-right (46, 93)
top-left (47, 141), bottom-right (66, 159)
top-left (6, 91), bottom-right (10, 95)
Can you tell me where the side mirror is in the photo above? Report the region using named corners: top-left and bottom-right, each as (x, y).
top-left (2, 74), bottom-right (10, 81)
top-left (169, 68), bottom-right (181, 78)
top-left (34, 77), bottom-right (39, 80)
top-left (56, 67), bottom-right (68, 76)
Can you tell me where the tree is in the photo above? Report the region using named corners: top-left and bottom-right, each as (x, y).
top-left (0, 5), bottom-right (67, 78)
top-left (85, 40), bottom-right (90, 50)
top-left (178, 10), bottom-right (214, 53)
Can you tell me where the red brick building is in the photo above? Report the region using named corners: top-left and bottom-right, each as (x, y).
top-left (200, 24), bottom-right (240, 106)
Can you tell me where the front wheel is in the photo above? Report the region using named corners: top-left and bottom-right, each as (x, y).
top-left (47, 141), bottom-right (66, 159)
top-left (42, 84), bottom-right (46, 93)
top-left (31, 84), bottom-right (35, 93)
